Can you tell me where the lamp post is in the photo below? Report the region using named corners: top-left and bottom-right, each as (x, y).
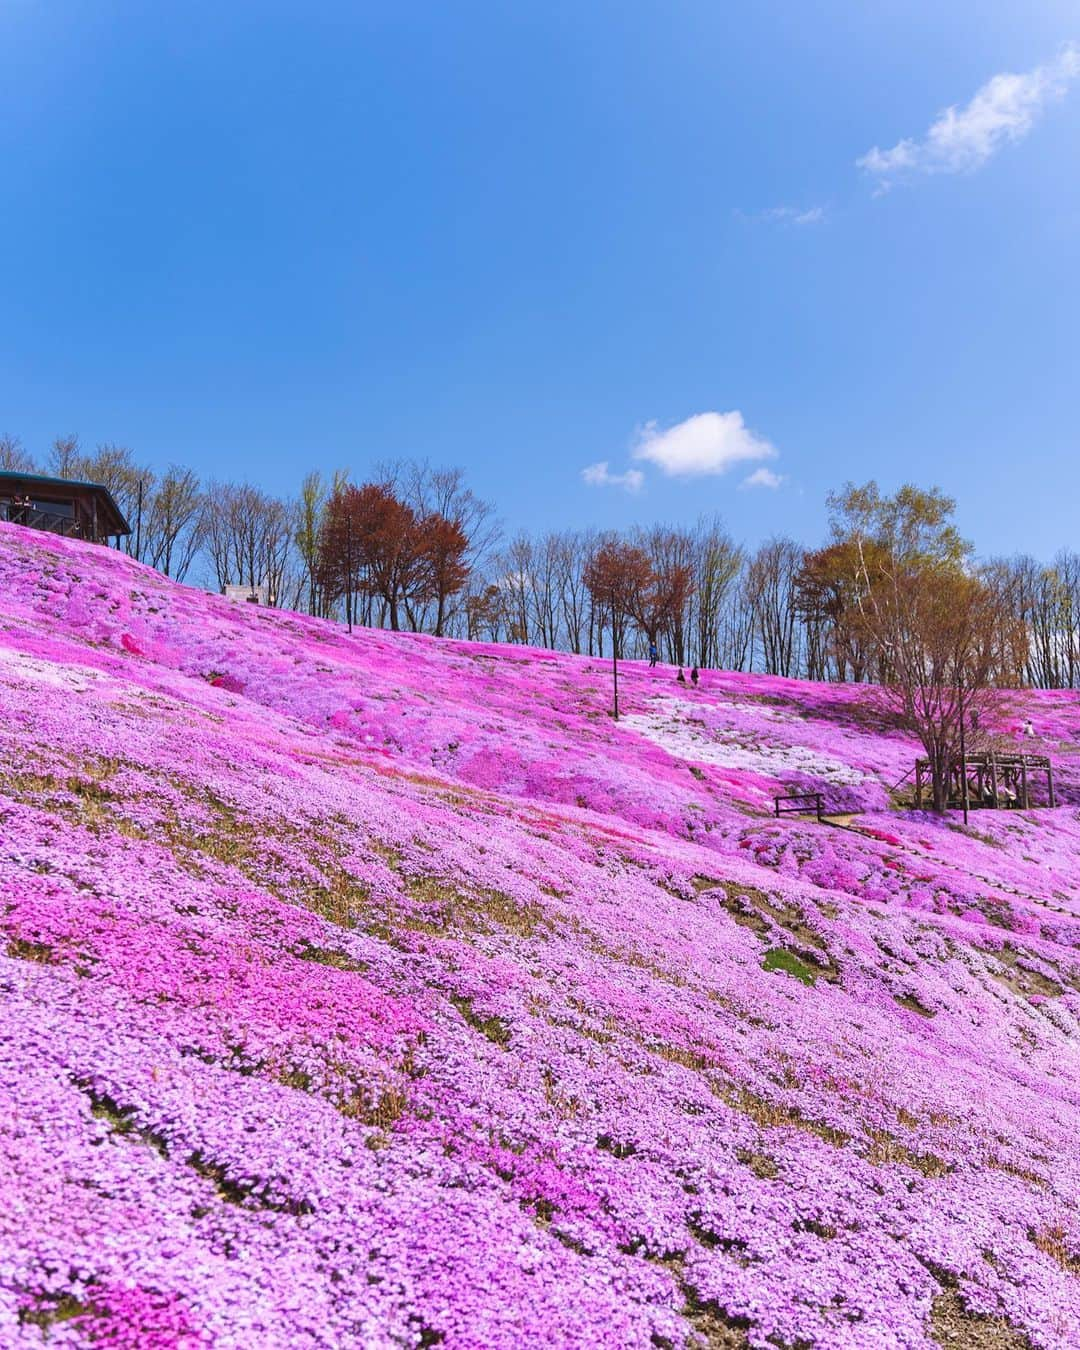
top-left (610, 587), bottom-right (620, 721)
top-left (346, 511), bottom-right (354, 634)
top-left (958, 673), bottom-right (969, 826)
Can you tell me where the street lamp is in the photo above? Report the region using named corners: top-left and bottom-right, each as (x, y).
top-left (610, 587), bottom-right (620, 720)
top-left (958, 672), bottom-right (969, 826)
top-left (346, 511), bottom-right (354, 634)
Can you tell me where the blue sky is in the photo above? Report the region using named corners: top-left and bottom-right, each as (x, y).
top-left (1, 1), bottom-right (1078, 554)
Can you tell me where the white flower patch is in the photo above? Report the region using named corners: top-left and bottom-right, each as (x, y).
top-left (0, 646), bottom-right (101, 694)
top-left (713, 698), bottom-right (786, 722)
top-left (622, 699), bottom-right (871, 784)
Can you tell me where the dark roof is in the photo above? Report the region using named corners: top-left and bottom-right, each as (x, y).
top-left (0, 469), bottom-right (132, 536)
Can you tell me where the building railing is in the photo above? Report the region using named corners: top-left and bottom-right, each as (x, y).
top-left (0, 505), bottom-right (81, 537)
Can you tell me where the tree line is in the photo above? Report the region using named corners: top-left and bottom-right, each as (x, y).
top-left (5, 430), bottom-right (1080, 691)
top-left (6, 430), bottom-right (1072, 810)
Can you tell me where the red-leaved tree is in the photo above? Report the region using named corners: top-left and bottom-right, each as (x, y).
top-left (584, 540), bottom-right (654, 718)
top-left (317, 483), bottom-right (471, 633)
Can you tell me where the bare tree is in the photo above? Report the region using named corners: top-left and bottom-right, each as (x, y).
top-left (204, 482), bottom-right (293, 604)
top-left (49, 435), bottom-right (81, 478)
top-left (498, 534), bottom-right (535, 645)
top-left (295, 471), bottom-right (331, 616)
top-left (691, 519), bottom-right (742, 670)
top-left (142, 466), bottom-right (205, 580)
top-left (555, 529), bottom-right (594, 655)
top-left (45, 439), bottom-right (154, 552)
top-left (745, 538), bottom-right (803, 676)
top-left (0, 435), bottom-right (35, 472)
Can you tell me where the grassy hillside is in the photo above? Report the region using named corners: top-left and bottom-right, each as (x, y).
top-left (1, 524), bottom-right (1078, 1350)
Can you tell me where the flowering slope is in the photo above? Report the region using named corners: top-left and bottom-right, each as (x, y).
top-left (1, 525), bottom-right (1079, 1350)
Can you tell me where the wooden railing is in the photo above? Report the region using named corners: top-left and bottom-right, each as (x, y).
top-left (773, 792), bottom-right (824, 821)
top-left (1, 506), bottom-right (80, 537)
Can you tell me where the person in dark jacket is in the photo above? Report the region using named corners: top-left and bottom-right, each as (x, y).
top-left (690, 666), bottom-right (699, 687)
top-left (676, 667), bottom-right (686, 684)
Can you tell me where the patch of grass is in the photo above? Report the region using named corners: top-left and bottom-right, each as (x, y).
top-left (369, 840), bottom-right (404, 868)
top-left (186, 1150), bottom-right (314, 1215)
top-left (596, 1132), bottom-right (637, 1159)
top-left (297, 871), bottom-right (374, 930)
top-left (81, 1085), bottom-right (171, 1158)
top-left (1, 758), bottom-right (146, 838)
top-left (988, 948), bottom-right (1064, 1000)
top-left (865, 1130), bottom-right (953, 1177)
top-left (410, 877), bottom-right (547, 938)
top-left (793, 1217), bottom-right (838, 1239)
top-left (542, 1067), bottom-right (582, 1120)
top-left (762, 948), bottom-right (817, 986)
top-left (17, 1293), bottom-right (90, 1332)
top-left (735, 1148), bottom-right (779, 1179)
top-left (6, 938), bottom-right (58, 964)
top-left (719, 883), bottom-right (841, 982)
top-left (985, 1154), bottom-right (1046, 1189)
top-left (452, 994), bottom-right (511, 1046)
top-left (721, 1088), bottom-right (850, 1148)
top-left (1029, 1225), bottom-right (1080, 1275)
top-left (894, 992), bottom-right (936, 1018)
top-left (3, 769), bottom-right (61, 796)
top-left (654, 1041), bottom-right (712, 1072)
top-left (64, 774), bottom-right (118, 805)
top-left (681, 1286), bottom-right (751, 1350)
top-left (929, 1290), bottom-right (1035, 1350)
top-left (687, 1216), bottom-right (753, 1262)
top-left (338, 1083), bottom-right (411, 1129)
top-left (296, 943), bottom-right (369, 972)
top-left (691, 874), bottom-right (722, 893)
top-left (275, 1066), bottom-right (314, 1093)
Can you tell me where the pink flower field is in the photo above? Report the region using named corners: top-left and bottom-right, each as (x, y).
top-left (1, 523), bottom-right (1078, 1350)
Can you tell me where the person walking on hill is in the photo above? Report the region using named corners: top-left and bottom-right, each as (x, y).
top-left (676, 667), bottom-right (686, 684)
top-left (648, 642), bottom-right (658, 668)
top-left (690, 666), bottom-right (699, 688)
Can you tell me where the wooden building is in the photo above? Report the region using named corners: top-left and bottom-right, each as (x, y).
top-left (0, 471), bottom-right (131, 544)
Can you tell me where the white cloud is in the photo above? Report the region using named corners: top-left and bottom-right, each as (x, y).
top-left (581, 460), bottom-right (644, 493)
top-left (740, 467), bottom-right (785, 490)
top-left (761, 205), bottom-right (827, 226)
top-left (859, 42), bottom-right (1080, 189)
top-left (631, 411), bottom-right (777, 478)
